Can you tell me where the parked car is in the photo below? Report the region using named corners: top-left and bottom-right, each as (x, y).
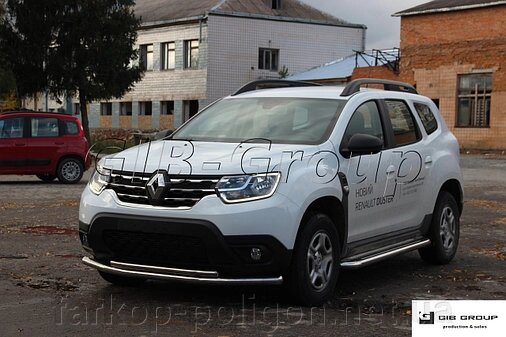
top-left (79, 79), bottom-right (463, 305)
top-left (0, 111), bottom-right (91, 183)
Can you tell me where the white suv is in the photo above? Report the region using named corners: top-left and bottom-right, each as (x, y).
top-left (79, 79), bottom-right (463, 305)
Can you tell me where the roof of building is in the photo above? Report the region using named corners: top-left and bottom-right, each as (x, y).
top-left (287, 53), bottom-right (398, 81)
top-left (135, 0), bottom-right (365, 28)
top-left (394, 0), bottom-right (506, 16)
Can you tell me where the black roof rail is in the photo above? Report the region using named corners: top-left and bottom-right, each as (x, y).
top-left (232, 79), bottom-right (321, 96)
top-left (340, 78), bottom-right (417, 97)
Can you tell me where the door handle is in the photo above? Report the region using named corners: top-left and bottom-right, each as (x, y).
top-left (425, 156), bottom-right (433, 165)
top-left (15, 143), bottom-right (26, 146)
top-left (55, 142), bottom-right (64, 145)
top-left (386, 165), bottom-right (396, 175)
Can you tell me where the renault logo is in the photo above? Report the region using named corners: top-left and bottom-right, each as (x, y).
top-left (146, 171), bottom-right (170, 205)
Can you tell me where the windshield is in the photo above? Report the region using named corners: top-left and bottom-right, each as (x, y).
top-left (172, 97), bottom-right (346, 144)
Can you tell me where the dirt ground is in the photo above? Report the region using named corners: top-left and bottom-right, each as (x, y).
top-left (0, 155), bottom-right (504, 336)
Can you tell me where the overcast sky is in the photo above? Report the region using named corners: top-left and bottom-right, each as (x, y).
top-left (300, 0), bottom-right (429, 49)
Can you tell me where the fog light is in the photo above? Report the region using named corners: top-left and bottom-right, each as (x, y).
top-left (250, 248), bottom-right (262, 261)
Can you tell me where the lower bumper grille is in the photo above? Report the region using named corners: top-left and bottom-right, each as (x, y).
top-left (102, 230), bottom-right (210, 269)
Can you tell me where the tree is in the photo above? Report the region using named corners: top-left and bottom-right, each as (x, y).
top-left (0, 0), bottom-right (143, 141)
top-left (0, 0), bottom-right (17, 110)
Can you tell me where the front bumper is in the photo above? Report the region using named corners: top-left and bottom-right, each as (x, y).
top-left (80, 213), bottom-right (293, 280)
top-left (82, 257), bottom-right (283, 285)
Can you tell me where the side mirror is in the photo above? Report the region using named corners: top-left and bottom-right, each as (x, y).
top-left (344, 134), bottom-right (383, 157)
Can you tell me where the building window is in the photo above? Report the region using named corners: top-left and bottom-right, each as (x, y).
top-left (139, 101), bottom-right (152, 116)
top-left (161, 101), bottom-right (174, 115)
top-left (100, 103), bottom-right (112, 116)
top-left (258, 48), bottom-right (279, 71)
top-left (271, 0), bottom-right (281, 9)
top-left (73, 103), bottom-right (80, 115)
top-left (161, 42), bottom-right (175, 70)
top-left (120, 102), bottom-right (132, 116)
top-left (140, 44), bottom-right (154, 71)
top-left (457, 73), bottom-right (492, 127)
top-left (184, 40), bottom-right (199, 69)
top-left (183, 100), bottom-right (199, 121)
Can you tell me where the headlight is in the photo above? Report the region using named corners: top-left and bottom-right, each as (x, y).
top-left (215, 172), bottom-right (281, 203)
top-left (89, 166), bottom-right (111, 195)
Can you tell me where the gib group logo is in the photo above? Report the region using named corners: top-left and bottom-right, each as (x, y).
top-left (412, 300), bottom-right (505, 337)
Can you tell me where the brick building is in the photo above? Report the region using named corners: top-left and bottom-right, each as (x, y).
top-left (394, 0), bottom-right (506, 150)
top-left (85, 0), bottom-right (366, 131)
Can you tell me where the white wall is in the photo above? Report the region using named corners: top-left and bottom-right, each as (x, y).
top-left (119, 22), bottom-right (208, 103)
top-left (205, 14), bottom-right (365, 105)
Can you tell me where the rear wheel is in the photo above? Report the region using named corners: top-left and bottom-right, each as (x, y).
top-left (98, 271), bottom-right (146, 287)
top-left (57, 158), bottom-right (84, 184)
top-left (36, 174), bottom-right (56, 182)
top-left (286, 213), bottom-right (340, 306)
top-left (419, 191), bottom-right (460, 264)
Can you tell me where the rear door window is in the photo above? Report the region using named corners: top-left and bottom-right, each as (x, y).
top-left (384, 100), bottom-right (420, 146)
top-left (31, 117), bottom-right (60, 137)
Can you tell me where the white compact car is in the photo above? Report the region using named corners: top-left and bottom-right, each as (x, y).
top-left (80, 79), bottom-right (463, 305)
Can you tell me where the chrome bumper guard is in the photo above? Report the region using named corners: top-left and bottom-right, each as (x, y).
top-left (82, 257), bottom-right (283, 285)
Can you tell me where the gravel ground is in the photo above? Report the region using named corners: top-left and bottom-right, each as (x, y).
top-left (0, 155), bottom-right (505, 336)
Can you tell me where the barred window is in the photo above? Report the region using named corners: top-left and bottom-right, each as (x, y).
top-left (457, 73), bottom-right (492, 127)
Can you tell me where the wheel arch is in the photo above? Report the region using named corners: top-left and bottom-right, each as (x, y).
top-left (57, 153), bottom-right (85, 169)
top-left (439, 179), bottom-right (463, 215)
top-left (295, 196), bottom-right (347, 256)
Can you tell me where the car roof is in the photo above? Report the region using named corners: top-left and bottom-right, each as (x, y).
top-left (0, 111), bottom-right (80, 121)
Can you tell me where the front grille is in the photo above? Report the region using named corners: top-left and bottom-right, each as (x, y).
top-left (107, 171), bottom-right (220, 208)
top-left (102, 230), bottom-right (210, 268)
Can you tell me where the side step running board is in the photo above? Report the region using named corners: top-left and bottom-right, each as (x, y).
top-left (340, 239), bottom-right (431, 269)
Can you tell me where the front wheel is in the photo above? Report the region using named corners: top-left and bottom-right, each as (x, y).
top-left (419, 191), bottom-right (460, 264)
top-left (286, 213), bottom-right (340, 306)
top-left (57, 158), bottom-right (84, 184)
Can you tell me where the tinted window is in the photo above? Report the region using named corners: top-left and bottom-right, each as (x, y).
top-left (65, 121), bottom-right (79, 135)
top-left (31, 117), bottom-right (59, 137)
top-left (385, 100), bottom-right (420, 146)
top-left (0, 117), bottom-right (24, 139)
top-left (342, 101), bottom-right (384, 147)
top-left (414, 102), bottom-right (438, 135)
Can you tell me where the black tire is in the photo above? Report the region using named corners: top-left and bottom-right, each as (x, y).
top-left (57, 157), bottom-right (84, 184)
top-left (419, 191), bottom-right (460, 264)
top-left (286, 213), bottom-right (340, 306)
top-left (98, 271), bottom-right (146, 287)
top-left (36, 174), bottom-right (56, 182)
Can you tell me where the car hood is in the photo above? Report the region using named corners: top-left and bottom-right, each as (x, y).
top-left (101, 140), bottom-right (324, 176)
